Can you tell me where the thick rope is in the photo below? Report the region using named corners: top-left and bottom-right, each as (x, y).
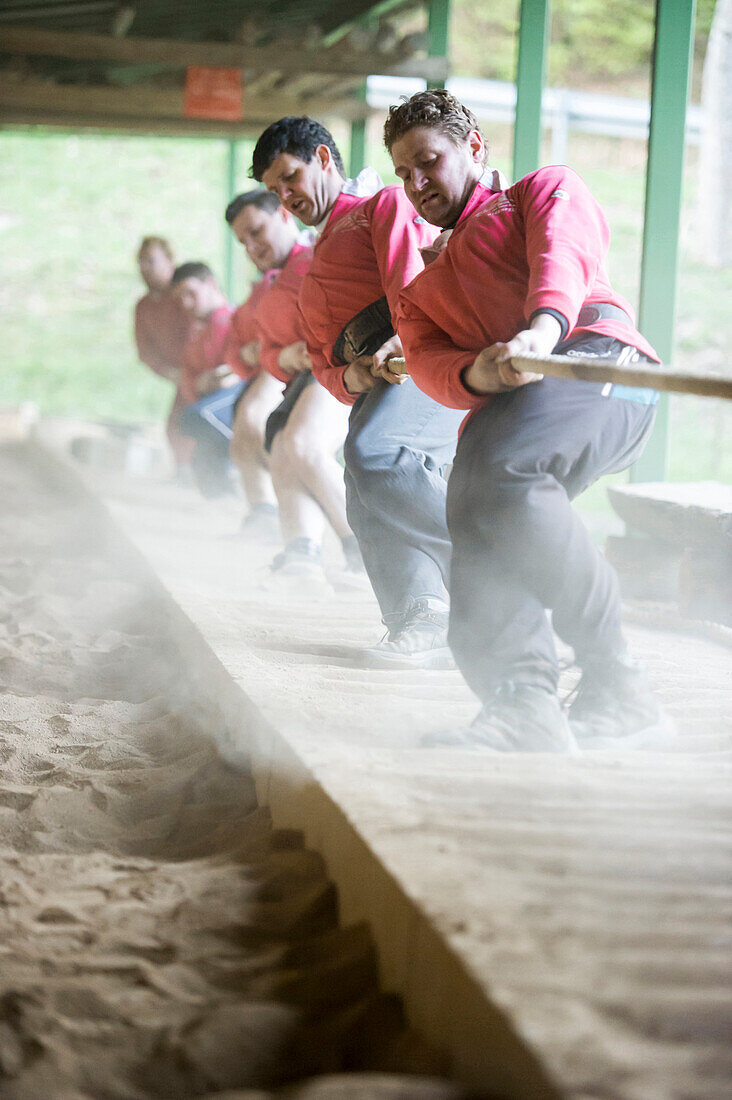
top-left (386, 353), bottom-right (732, 400)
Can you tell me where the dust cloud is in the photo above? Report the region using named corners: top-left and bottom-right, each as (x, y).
top-left (0, 441), bottom-right (479, 1100)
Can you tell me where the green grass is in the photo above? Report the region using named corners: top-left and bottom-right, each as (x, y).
top-left (1, 130), bottom-right (258, 420)
top-left (1, 126), bottom-right (730, 488)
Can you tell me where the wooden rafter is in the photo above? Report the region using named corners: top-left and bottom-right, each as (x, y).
top-left (0, 107), bottom-right (281, 137)
top-left (0, 25), bottom-right (448, 81)
top-left (0, 75), bottom-right (371, 124)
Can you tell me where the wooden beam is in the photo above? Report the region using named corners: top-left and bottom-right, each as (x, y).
top-left (0, 76), bottom-right (371, 124)
top-left (0, 25), bottom-right (448, 81)
top-left (0, 109), bottom-right (271, 139)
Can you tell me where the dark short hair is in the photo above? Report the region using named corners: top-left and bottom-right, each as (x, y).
top-left (225, 189), bottom-right (280, 224)
top-left (250, 116), bottom-right (345, 181)
top-left (137, 235), bottom-right (173, 261)
top-left (383, 89), bottom-right (486, 164)
top-left (171, 261), bottom-right (215, 285)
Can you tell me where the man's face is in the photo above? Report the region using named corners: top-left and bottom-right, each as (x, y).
top-left (229, 204), bottom-right (294, 271)
top-left (138, 244), bottom-right (174, 291)
top-left (390, 125), bottom-right (484, 228)
top-left (261, 147), bottom-right (333, 227)
top-left (174, 276), bottom-right (213, 319)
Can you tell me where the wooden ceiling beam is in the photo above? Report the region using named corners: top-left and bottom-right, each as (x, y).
top-left (0, 75), bottom-right (372, 123)
top-left (0, 25), bottom-right (447, 81)
top-left (0, 109), bottom-right (275, 139)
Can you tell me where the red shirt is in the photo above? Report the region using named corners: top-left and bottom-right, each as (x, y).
top-left (225, 274), bottom-right (277, 380)
top-left (256, 241), bottom-right (313, 385)
top-left (180, 304), bottom-right (234, 404)
top-left (397, 167), bottom-right (660, 420)
top-left (299, 185), bottom-right (438, 405)
top-left (134, 289), bottom-right (190, 379)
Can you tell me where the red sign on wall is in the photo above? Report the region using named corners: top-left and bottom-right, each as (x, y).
top-left (184, 66), bottom-right (243, 121)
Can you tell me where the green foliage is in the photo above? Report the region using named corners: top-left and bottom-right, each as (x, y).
top-left (450, 0), bottom-right (717, 92)
top-left (549, 0), bottom-right (654, 83)
top-left (450, 0), bottom-right (519, 83)
top-left (0, 130), bottom-right (258, 420)
top-left (1, 126), bottom-right (728, 486)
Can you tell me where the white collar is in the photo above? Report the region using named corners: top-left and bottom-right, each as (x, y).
top-left (313, 167), bottom-right (384, 235)
top-left (419, 166), bottom-right (509, 265)
top-left (481, 164), bottom-right (510, 191)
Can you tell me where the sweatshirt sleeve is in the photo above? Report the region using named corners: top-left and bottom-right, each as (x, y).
top-left (397, 295), bottom-right (483, 412)
top-left (309, 344), bottom-right (357, 405)
top-left (370, 188), bottom-right (437, 319)
top-left (257, 330), bottom-right (297, 386)
top-left (256, 279), bottom-right (307, 386)
top-left (224, 326), bottom-right (257, 380)
top-left (299, 303), bottom-right (358, 406)
top-left (205, 309), bottom-right (234, 369)
top-left (519, 166), bottom-right (609, 331)
top-left (134, 300), bottom-right (171, 377)
top-left (179, 310), bottom-right (232, 403)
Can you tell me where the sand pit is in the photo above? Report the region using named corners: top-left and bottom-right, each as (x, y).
top-left (55, 432), bottom-right (731, 1100)
top-left (0, 441), bottom-right (476, 1100)
top-left (5, 428), bottom-right (731, 1100)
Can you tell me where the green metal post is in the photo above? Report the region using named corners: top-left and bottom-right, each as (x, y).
top-left (223, 139), bottom-right (238, 300)
top-left (427, 0), bottom-right (450, 89)
top-left (349, 113), bottom-right (367, 178)
top-left (632, 0), bottom-right (696, 482)
top-left (513, 0), bottom-right (550, 181)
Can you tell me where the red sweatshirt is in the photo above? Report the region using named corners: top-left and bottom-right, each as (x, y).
top-left (255, 241), bottom-right (313, 385)
top-left (224, 273), bottom-right (277, 380)
top-left (179, 304), bottom-right (234, 404)
top-left (397, 166), bottom-right (659, 419)
top-left (134, 289), bottom-right (191, 379)
top-left (299, 184), bottom-right (438, 405)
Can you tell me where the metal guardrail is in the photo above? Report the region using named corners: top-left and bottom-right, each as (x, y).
top-left (367, 74), bottom-right (703, 161)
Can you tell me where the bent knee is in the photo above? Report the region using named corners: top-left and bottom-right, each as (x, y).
top-left (343, 429), bottom-right (394, 475)
top-left (448, 458), bottom-right (552, 537)
top-left (231, 417), bottom-right (264, 456)
top-left (279, 428), bottom-right (334, 470)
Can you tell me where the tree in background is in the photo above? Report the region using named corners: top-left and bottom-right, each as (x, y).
top-left (450, 0), bottom-right (716, 97)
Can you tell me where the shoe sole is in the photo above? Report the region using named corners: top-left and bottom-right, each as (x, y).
top-left (421, 728), bottom-right (579, 753)
top-left (360, 646), bottom-right (456, 671)
top-left (572, 716), bottom-right (677, 751)
top-left (423, 710), bottom-right (579, 754)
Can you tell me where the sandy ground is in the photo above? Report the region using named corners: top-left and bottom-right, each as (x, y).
top-left (55, 437), bottom-right (732, 1100)
top-left (0, 440), bottom-right (478, 1100)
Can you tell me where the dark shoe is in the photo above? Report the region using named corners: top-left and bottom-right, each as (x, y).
top-left (362, 597), bottom-right (453, 669)
top-left (567, 651), bottom-right (676, 750)
top-left (424, 683), bottom-right (578, 753)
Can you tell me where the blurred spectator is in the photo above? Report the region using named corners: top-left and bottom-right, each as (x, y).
top-left (134, 236), bottom-right (193, 469)
top-left (172, 262), bottom-right (236, 497)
